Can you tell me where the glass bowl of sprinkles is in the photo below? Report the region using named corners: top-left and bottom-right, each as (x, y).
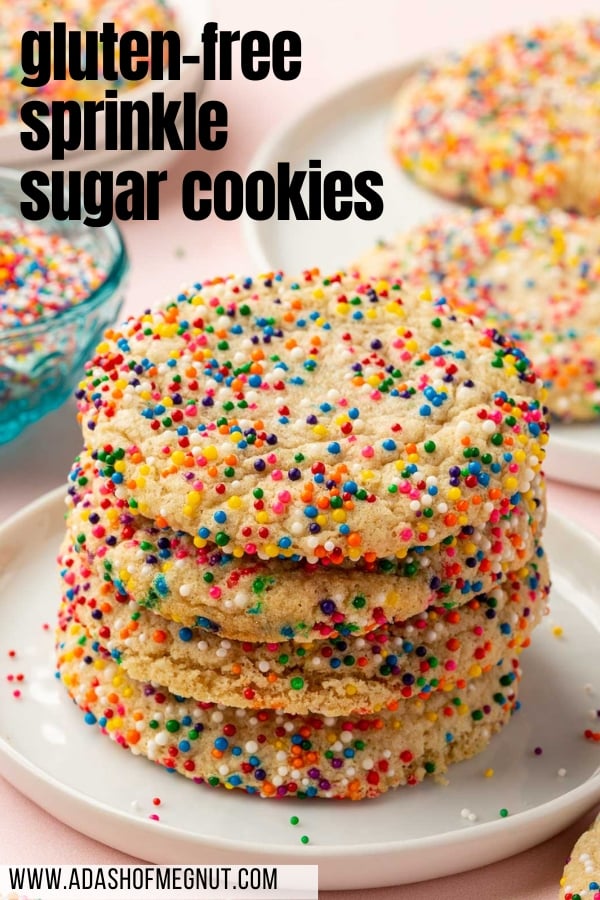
top-left (0, 168), bottom-right (128, 443)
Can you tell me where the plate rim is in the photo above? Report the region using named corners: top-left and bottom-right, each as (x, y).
top-left (0, 485), bottom-right (599, 864)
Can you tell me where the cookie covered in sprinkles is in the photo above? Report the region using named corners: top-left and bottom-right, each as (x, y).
top-left (56, 606), bottom-right (524, 800)
top-left (75, 272), bottom-right (548, 561)
top-left (356, 207), bottom-right (600, 421)
top-left (0, 0), bottom-right (177, 125)
top-left (390, 19), bottom-right (600, 214)
top-left (559, 814), bottom-right (600, 900)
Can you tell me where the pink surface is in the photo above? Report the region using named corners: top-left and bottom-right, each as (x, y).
top-left (1, 0), bottom-right (600, 895)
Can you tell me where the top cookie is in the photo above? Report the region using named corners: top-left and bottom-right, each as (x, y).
top-left (391, 19), bottom-right (600, 214)
top-left (356, 206), bottom-right (600, 421)
top-left (76, 272), bottom-right (548, 560)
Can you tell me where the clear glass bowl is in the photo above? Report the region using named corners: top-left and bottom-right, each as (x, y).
top-left (0, 169), bottom-right (128, 444)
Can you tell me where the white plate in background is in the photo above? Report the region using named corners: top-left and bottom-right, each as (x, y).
top-left (243, 64), bottom-right (600, 490)
top-left (243, 64), bottom-right (454, 274)
top-left (0, 488), bottom-right (599, 890)
top-left (546, 423), bottom-right (600, 489)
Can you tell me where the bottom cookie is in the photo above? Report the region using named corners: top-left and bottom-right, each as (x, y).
top-left (57, 607), bottom-right (524, 800)
top-left (559, 814), bottom-right (600, 900)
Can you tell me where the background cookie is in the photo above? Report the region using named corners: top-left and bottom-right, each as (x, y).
top-left (61, 545), bottom-right (548, 716)
top-left (76, 272), bottom-right (548, 561)
top-left (356, 207), bottom-right (600, 420)
top-left (390, 19), bottom-right (600, 214)
top-left (0, 0), bottom-right (176, 124)
top-left (559, 813), bottom-right (600, 899)
top-left (56, 610), bottom-right (523, 800)
top-left (65, 451), bottom-right (545, 641)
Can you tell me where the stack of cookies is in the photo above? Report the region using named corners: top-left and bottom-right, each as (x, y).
top-left (57, 271), bottom-right (550, 799)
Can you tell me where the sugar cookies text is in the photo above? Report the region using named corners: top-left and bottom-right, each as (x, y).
top-left (18, 22), bottom-right (386, 225)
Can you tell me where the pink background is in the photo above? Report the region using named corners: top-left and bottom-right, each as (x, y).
top-left (1, 1), bottom-right (599, 896)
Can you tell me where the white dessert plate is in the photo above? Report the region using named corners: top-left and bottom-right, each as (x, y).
top-left (243, 63), bottom-right (600, 490)
top-left (0, 489), bottom-right (599, 888)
